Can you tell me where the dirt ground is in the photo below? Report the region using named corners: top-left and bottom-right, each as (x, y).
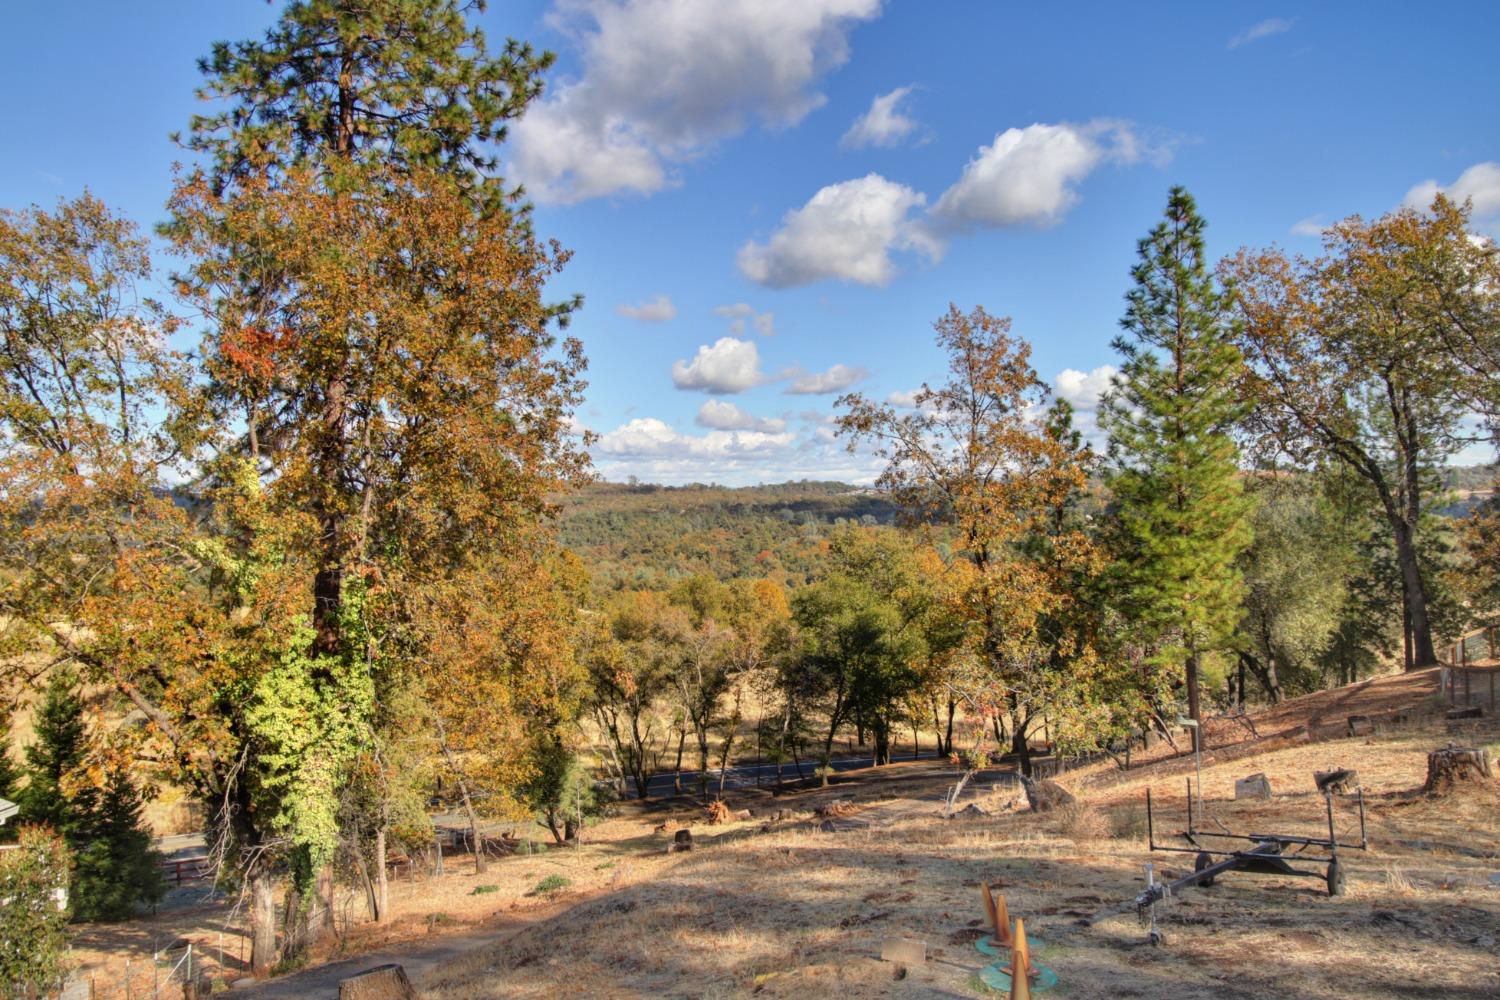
top-left (66, 669), bottom-right (1500, 999)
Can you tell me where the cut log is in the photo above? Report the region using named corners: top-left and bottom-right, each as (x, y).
top-left (1423, 745), bottom-right (1493, 794)
top-left (1346, 715), bottom-right (1375, 737)
top-left (1446, 705), bottom-right (1483, 720)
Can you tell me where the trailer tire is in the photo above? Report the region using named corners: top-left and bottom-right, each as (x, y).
top-left (1194, 851), bottom-right (1215, 887)
top-left (1326, 860), bottom-right (1345, 897)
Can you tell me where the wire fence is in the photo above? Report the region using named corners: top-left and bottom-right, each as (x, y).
top-left (56, 936), bottom-right (240, 1000)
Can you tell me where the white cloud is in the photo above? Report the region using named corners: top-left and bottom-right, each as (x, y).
top-left (510, 0), bottom-right (884, 203)
top-left (1052, 365), bottom-right (1118, 450)
top-left (840, 85), bottom-right (920, 149)
top-left (696, 399), bottom-right (787, 432)
top-left (738, 174), bottom-right (940, 287)
top-left (1054, 365), bottom-right (1117, 411)
top-left (1289, 216), bottom-right (1326, 237)
top-left (1228, 17), bottom-right (1295, 49)
top-left (616, 294), bottom-right (677, 322)
top-left (930, 121), bottom-right (1154, 232)
top-left (1403, 162), bottom-right (1500, 219)
top-left (787, 363), bottom-right (869, 395)
top-left (714, 302), bottom-right (776, 336)
top-left (597, 416), bottom-right (795, 458)
top-left (591, 415), bottom-right (882, 486)
top-left (886, 388), bottom-right (920, 407)
top-left (670, 337), bottom-right (768, 394)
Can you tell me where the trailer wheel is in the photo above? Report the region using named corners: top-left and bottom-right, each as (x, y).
top-left (1326, 860), bottom-right (1345, 897)
top-left (1194, 851), bottom-right (1215, 887)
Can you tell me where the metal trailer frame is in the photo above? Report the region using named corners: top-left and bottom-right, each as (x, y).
top-left (1143, 777), bottom-right (1367, 898)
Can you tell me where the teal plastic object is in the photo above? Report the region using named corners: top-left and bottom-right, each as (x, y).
top-left (975, 935), bottom-right (1045, 958)
top-left (977, 960), bottom-right (1058, 993)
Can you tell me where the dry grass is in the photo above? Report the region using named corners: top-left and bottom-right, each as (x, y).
top-left (66, 670), bottom-right (1500, 1000)
top-left (421, 713), bottom-right (1500, 1000)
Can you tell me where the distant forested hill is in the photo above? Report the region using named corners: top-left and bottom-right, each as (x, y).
top-left (557, 481), bottom-right (899, 590)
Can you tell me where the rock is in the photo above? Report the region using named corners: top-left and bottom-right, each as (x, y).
top-left (951, 803), bottom-right (991, 819)
top-left (1235, 773), bottom-right (1273, 800)
top-left (669, 829), bottom-right (693, 852)
top-left (339, 964), bottom-right (417, 1000)
top-left (1346, 715), bottom-right (1375, 737)
top-left (880, 936), bottom-right (927, 966)
top-left (731, 808), bottom-right (753, 821)
top-left (1314, 769), bottom-right (1358, 794)
top-left (1019, 775), bottom-right (1075, 812)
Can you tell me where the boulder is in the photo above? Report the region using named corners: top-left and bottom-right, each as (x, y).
top-left (1234, 773), bottom-right (1272, 800)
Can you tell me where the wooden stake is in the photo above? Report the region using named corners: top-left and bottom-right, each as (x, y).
top-left (993, 890), bottom-right (1012, 948)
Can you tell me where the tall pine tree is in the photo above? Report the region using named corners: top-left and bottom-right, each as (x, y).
top-left (1101, 187), bottom-right (1252, 749)
top-left (19, 668), bottom-right (164, 921)
top-left (20, 667), bottom-right (92, 834)
top-left (0, 705), bottom-right (19, 844)
top-left (71, 763), bottom-right (165, 922)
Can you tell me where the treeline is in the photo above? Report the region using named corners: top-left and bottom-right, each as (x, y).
top-left (559, 481), bottom-right (897, 588)
top-left (1, 2), bottom-right (1499, 994)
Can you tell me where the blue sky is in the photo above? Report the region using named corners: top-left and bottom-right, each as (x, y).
top-left (4, 1), bottom-right (1498, 484)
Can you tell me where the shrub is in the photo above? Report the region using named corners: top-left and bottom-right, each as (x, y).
top-left (1055, 802), bottom-right (1108, 841)
top-left (534, 874), bottom-right (569, 896)
top-left (1108, 804), bottom-right (1150, 841)
top-left (471, 884), bottom-right (500, 895)
top-left (0, 826), bottom-right (71, 995)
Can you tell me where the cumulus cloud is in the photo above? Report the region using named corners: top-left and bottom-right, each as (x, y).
top-left (670, 337), bottom-right (768, 394)
top-left (509, 0), bottom-right (884, 203)
top-left (840, 85), bottom-right (920, 149)
top-left (616, 294), bottom-right (677, 322)
top-left (1228, 17), bottom-right (1295, 49)
top-left (1054, 365), bottom-right (1118, 411)
top-left (886, 388), bottom-right (920, 407)
top-left (786, 363), bottom-right (869, 394)
top-left (714, 302), bottom-right (776, 336)
top-left (1403, 162), bottom-right (1500, 219)
top-left (696, 399), bottom-right (787, 432)
top-left (597, 416), bottom-right (795, 458)
top-left (1052, 365), bottom-right (1117, 450)
top-left (591, 415), bottom-right (882, 485)
top-left (738, 174), bottom-right (940, 287)
top-left (930, 121), bottom-right (1155, 232)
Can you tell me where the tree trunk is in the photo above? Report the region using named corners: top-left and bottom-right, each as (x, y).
top-left (250, 870), bottom-right (277, 974)
top-left (1011, 716), bottom-right (1032, 777)
top-left (672, 729), bottom-right (685, 796)
top-left (1185, 650), bottom-right (1203, 752)
top-left (944, 698), bottom-right (956, 757)
top-left (1391, 513), bottom-right (1438, 668)
top-left (374, 827), bottom-right (388, 923)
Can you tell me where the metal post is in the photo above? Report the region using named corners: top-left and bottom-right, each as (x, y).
top-left (1324, 791), bottom-right (1337, 863)
top-left (1146, 786), bottom-right (1155, 849)
top-left (1186, 777), bottom-right (1194, 836)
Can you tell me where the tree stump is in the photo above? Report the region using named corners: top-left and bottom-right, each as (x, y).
top-left (1423, 745), bottom-right (1493, 794)
top-left (1019, 775), bottom-right (1075, 813)
top-left (339, 964), bottom-right (417, 1000)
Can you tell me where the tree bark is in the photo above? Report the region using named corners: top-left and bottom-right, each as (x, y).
top-left (1186, 650), bottom-right (1203, 753)
top-left (250, 870), bottom-right (277, 974)
top-left (373, 826), bottom-right (388, 923)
